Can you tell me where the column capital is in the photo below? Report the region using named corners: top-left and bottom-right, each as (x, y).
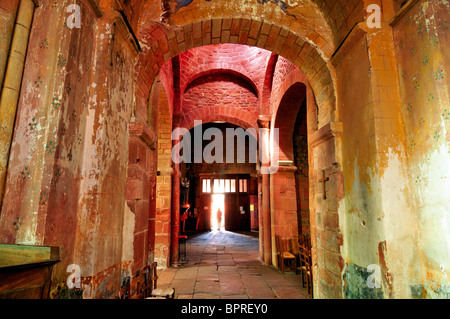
top-left (257, 115), bottom-right (271, 129)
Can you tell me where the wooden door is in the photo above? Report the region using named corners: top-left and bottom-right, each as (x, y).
top-left (225, 194), bottom-right (238, 231)
top-left (238, 194), bottom-right (250, 231)
top-left (199, 194), bottom-right (211, 231)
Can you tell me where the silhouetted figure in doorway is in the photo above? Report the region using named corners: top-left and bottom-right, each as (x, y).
top-left (216, 208), bottom-right (223, 231)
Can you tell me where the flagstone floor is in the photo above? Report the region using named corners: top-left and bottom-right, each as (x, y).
top-left (156, 230), bottom-right (311, 299)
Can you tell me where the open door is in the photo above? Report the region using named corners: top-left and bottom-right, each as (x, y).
top-left (237, 194), bottom-right (250, 231)
top-left (198, 194), bottom-right (211, 231)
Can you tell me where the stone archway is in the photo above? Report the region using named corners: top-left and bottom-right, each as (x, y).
top-left (0, 3), bottom-right (344, 299)
top-left (134, 17), bottom-right (337, 124)
top-left (271, 82), bottom-right (307, 267)
top-left (132, 10), bottom-right (343, 299)
top-left (1, 0), bottom-right (448, 300)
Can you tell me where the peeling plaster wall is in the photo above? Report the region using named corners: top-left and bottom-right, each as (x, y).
top-left (0, 1), bottom-right (139, 298)
top-left (121, 201), bottom-right (135, 290)
top-left (77, 18), bottom-right (138, 299)
top-left (0, 0), bottom-right (100, 297)
top-left (392, 0), bottom-right (450, 298)
top-left (334, 0), bottom-right (450, 297)
top-left (335, 29), bottom-right (389, 299)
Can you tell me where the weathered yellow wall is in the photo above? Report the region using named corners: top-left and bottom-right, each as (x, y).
top-left (333, 0), bottom-right (449, 299)
top-left (333, 26), bottom-right (389, 298)
top-left (392, 0), bottom-right (450, 298)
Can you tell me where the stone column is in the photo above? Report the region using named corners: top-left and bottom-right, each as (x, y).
top-left (155, 89), bottom-right (174, 268)
top-left (258, 116), bottom-right (272, 266)
top-left (126, 123), bottom-right (157, 275)
top-left (170, 113), bottom-right (184, 266)
top-left (155, 166), bottom-right (173, 268)
top-left (270, 165), bottom-right (299, 267)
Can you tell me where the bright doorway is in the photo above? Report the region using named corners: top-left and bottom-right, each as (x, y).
top-left (211, 194), bottom-right (225, 231)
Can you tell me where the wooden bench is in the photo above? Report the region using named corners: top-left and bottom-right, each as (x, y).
top-left (118, 262), bottom-right (175, 299)
top-left (0, 244), bottom-right (60, 299)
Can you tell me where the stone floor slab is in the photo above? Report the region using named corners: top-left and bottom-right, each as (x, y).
top-left (158, 231), bottom-right (310, 300)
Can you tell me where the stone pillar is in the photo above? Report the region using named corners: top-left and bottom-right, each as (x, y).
top-left (126, 123), bottom-right (157, 275)
top-left (170, 113), bottom-right (184, 266)
top-left (258, 116), bottom-right (272, 266)
top-left (155, 88), bottom-right (173, 268)
top-left (155, 167), bottom-right (173, 268)
top-left (257, 175), bottom-right (264, 261)
top-left (270, 165), bottom-right (299, 267)
top-left (0, 0), bottom-right (36, 206)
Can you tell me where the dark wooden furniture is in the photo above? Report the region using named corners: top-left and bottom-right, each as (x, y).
top-left (298, 234), bottom-right (313, 295)
top-left (275, 235), bottom-right (297, 274)
top-left (0, 244), bottom-right (60, 299)
top-left (133, 270), bottom-right (145, 299)
top-left (146, 262), bottom-right (175, 299)
top-left (118, 284), bottom-right (130, 299)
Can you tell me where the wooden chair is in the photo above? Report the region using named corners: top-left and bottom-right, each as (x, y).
top-left (298, 247), bottom-right (310, 292)
top-left (117, 283), bottom-right (130, 299)
top-left (143, 264), bottom-right (164, 300)
top-left (298, 234), bottom-right (311, 251)
top-left (275, 235), bottom-right (297, 274)
top-left (304, 249), bottom-right (313, 295)
top-left (298, 234), bottom-right (313, 295)
top-left (133, 271), bottom-right (145, 299)
top-left (147, 262), bottom-right (176, 299)
top-left (142, 265), bottom-right (152, 298)
top-left (305, 236), bottom-right (311, 251)
top-left (289, 237), bottom-right (300, 267)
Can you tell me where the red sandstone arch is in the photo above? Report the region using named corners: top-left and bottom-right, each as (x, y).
top-left (273, 82), bottom-right (307, 162)
top-left (182, 108), bottom-right (258, 133)
top-left (183, 69), bottom-right (259, 97)
top-left (130, 5), bottom-right (343, 301)
top-left (135, 0), bottom-right (339, 56)
top-left (134, 18), bottom-right (336, 132)
top-left (178, 44), bottom-right (271, 95)
top-left (121, 0), bottom-right (366, 50)
top-left (260, 52), bottom-right (279, 114)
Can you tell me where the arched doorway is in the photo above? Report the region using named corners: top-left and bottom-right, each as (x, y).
top-left (179, 122), bottom-right (258, 234)
top-left (0, 0), bottom-right (347, 300)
